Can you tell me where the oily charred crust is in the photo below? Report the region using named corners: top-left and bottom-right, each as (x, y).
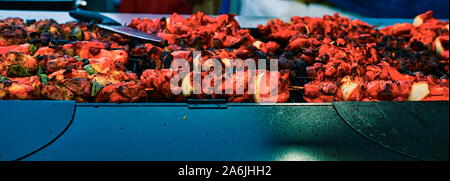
top-left (0, 25), bottom-right (28, 45)
top-left (94, 82), bottom-right (148, 103)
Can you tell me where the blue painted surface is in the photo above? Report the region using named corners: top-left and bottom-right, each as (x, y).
top-left (219, 0), bottom-right (231, 14)
top-left (0, 101), bottom-right (75, 161)
top-left (23, 104), bottom-right (412, 161)
top-left (327, 0), bottom-right (449, 18)
top-left (357, 18), bottom-right (448, 28)
top-left (334, 101), bottom-right (449, 161)
top-left (238, 17), bottom-right (448, 29)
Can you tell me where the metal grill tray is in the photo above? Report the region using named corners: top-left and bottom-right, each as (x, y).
top-left (0, 11), bottom-right (448, 161)
top-left (1, 101), bottom-right (447, 161)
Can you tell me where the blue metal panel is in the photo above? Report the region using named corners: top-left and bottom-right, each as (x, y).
top-left (238, 17), bottom-right (420, 29)
top-left (334, 101), bottom-right (449, 161)
top-left (219, 0), bottom-right (231, 14)
top-left (0, 101), bottom-right (75, 161)
top-left (359, 18), bottom-right (413, 28)
top-left (326, 0), bottom-right (448, 18)
top-left (23, 104), bottom-right (413, 161)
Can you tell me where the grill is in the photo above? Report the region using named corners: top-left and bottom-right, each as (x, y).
top-left (0, 10), bottom-right (448, 161)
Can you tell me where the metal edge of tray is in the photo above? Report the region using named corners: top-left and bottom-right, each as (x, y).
top-left (74, 102), bottom-right (333, 107)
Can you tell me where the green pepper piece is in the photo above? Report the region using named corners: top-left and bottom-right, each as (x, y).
top-left (90, 80), bottom-right (104, 97)
top-left (70, 27), bottom-right (83, 41)
top-left (0, 75), bottom-right (7, 81)
top-left (37, 64), bottom-right (45, 75)
top-left (29, 44), bottom-right (38, 54)
top-left (83, 64), bottom-right (96, 75)
top-left (38, 74), bottom-right (49, 85)
top-left (73, 55), bottom-right (83, 61)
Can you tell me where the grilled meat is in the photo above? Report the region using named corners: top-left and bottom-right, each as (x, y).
top-left (0, 11), bottom-right (448, 103)
top-left (129, 12), bottom-right (255, 49)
